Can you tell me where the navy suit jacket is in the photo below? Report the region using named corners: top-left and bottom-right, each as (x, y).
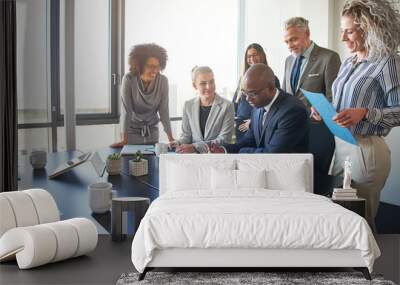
top-left (225, 90), bottom-right (310, 153)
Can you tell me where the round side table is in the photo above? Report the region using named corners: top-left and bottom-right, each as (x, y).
top-left (111, 197), bottom-right (150, 242)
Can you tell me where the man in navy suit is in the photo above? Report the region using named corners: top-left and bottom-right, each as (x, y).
top-left (210, 63), bottom-right (309, 153)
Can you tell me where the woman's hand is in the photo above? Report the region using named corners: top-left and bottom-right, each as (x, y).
top-left (110, 141), bottom-right (126, 148)
top-left (238, 119), bottom-right (250, 132)
top-left (208, 142), bottom-right (225, 153)
top-left (167, 133), bottom-right (175, 143)
top-left (333, 108), bottom-right (368, 128)
top-left (175, 144), bottom-right (196, 153)
top-left (110, 133), bottom-right (128, 148)
top-left (310, 107), bottom-right (322, 121)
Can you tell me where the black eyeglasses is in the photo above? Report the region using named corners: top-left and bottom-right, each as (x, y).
top-left (241, 87), bottom-right (267, 98)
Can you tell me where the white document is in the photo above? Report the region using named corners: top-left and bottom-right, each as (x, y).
top-left (121, 145), bottom-right (155, 155)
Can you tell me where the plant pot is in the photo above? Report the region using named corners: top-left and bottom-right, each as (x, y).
top-left (106, 159), bottom-right (122, 175)
top-left (129, 159), bottom-right (148, 176)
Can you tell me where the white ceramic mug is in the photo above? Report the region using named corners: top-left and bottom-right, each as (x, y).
top-left (155, 143), bottom-right (168, 157)
top-left (30, 150), bottom-right (47, 169)
top-left (88, 182), bottom-right (112, 213)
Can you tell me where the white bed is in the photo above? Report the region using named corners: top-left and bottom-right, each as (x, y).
top-left (131, 154), bottom-right (380, 280)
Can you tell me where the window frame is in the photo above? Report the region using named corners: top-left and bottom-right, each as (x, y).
top-left (17, 0), bottom-right (120, 152)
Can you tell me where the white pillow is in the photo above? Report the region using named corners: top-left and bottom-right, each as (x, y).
top-left (237, 159), bottom-right (309, 192)
top-left (236, 169), bottom-right (267, 189)
top-left (265, 162), bottom-right (308, 191)
top-left (210, 169), bottom-right (267, 190)
top-left (211, 168), bottom-right (236, 190)
top-left (168, 160), bottom-right (235, 192)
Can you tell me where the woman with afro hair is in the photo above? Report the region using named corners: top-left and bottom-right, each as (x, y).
top-left (111, 43), bottom-right (175, 146)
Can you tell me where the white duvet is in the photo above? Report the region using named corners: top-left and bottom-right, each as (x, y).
top-left (131, 190), bottom-right (380, 273)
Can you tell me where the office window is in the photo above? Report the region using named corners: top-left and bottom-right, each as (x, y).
top-left (17, 0), bottom-right (120, 153)
top-left (16, 0), bottom-right (52, 153)
top-left (16, 0), bottom-right (50, 125)
top-left (18, 128), bottom-right (52, 154)
top-left (57, 125), bottom-right (120, 152)
top-left (125, 0), bottom-right (239, 118)
top-left (60, 0), bottom-right (114, 116)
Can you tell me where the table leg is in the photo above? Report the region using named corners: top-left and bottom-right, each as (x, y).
top-left (112, 200), bottom-right (123, 241)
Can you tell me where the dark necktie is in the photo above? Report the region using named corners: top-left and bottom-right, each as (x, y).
top-left (258, 108), bottom-right (265, 136)
top-left (290, 55), bottom-right (304, 94)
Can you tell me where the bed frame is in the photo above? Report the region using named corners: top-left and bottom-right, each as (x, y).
top-left (138, 154), bottom-right (372, 281)
top-left (140, 249), bottom-right (371, 280)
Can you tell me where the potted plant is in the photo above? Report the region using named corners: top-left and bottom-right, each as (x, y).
top-left (129, 150), bottom-right (148, 176)
top-left (106, 153), bottom-right (122, 175)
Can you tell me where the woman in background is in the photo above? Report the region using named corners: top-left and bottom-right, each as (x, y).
top-left (174, 66), bottom-right (234, 153)
top-left (313, 0), bottom-right (400, 231)
top-left (111, 43), bottom-right (174, 147)
top-left (232, 43), bottom-right (280, 141)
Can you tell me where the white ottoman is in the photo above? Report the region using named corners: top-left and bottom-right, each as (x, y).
top-left (0, 189), bottom-right (98, 269)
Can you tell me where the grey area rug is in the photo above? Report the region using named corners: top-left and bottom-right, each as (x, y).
top-left (116, 271), bottom-right (395, 285)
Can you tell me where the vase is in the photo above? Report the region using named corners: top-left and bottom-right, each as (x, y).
top-left (106, 159), bottom-right (122, 175)
top-left (129, 159), bottom-right (148, 176)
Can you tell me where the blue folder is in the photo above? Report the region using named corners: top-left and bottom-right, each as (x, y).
top-left (301, 89), bottom-right (358, 146)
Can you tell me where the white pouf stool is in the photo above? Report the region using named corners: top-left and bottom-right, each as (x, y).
top-left (0, 189), bottom-right (98, 269)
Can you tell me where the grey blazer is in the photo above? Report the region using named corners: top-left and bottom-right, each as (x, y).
top-left (282, 43), bottom-right (341, 108)
top-left (178, 94), bottom-right (235, 153)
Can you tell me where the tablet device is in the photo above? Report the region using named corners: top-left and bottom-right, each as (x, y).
top-left (49, 152), bottom-right (92, 179)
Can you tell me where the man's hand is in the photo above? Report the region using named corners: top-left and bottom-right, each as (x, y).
top-left (168, 140), bottom-right (180, 150)
top-left (208, 142), bottom-right (226, 153)
top-left (238, 119), bottom-right (251, 132)
top-left (310, 107), bottom-right (322, 122)
top-left (333, 108), bottom-right (368, 128)
top-left (176, 144), bottom-right (196, 153)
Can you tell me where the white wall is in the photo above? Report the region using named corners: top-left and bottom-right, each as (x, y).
top-left (332, 0), bottom-right (351, 61)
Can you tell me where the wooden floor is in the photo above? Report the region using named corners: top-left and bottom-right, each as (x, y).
top-left (1, 235), bottom-right (399, 285)
top-left (0, 235), bottom-right (133, 285)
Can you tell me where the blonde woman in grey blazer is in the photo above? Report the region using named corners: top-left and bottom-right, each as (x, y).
top-left (175, 66), bottom-right (235, 153)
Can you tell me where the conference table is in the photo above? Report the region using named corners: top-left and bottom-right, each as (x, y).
top-left (17, 148), bottom-right (160, 234)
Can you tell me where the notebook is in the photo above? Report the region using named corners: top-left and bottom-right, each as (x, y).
top-left (120, 145), bottom-right (155, 155)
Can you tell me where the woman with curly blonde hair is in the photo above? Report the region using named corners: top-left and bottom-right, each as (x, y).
top-left (312, 0), bottom-right (400, 231)
top-left (111, 43), bottom-right (174, 146)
